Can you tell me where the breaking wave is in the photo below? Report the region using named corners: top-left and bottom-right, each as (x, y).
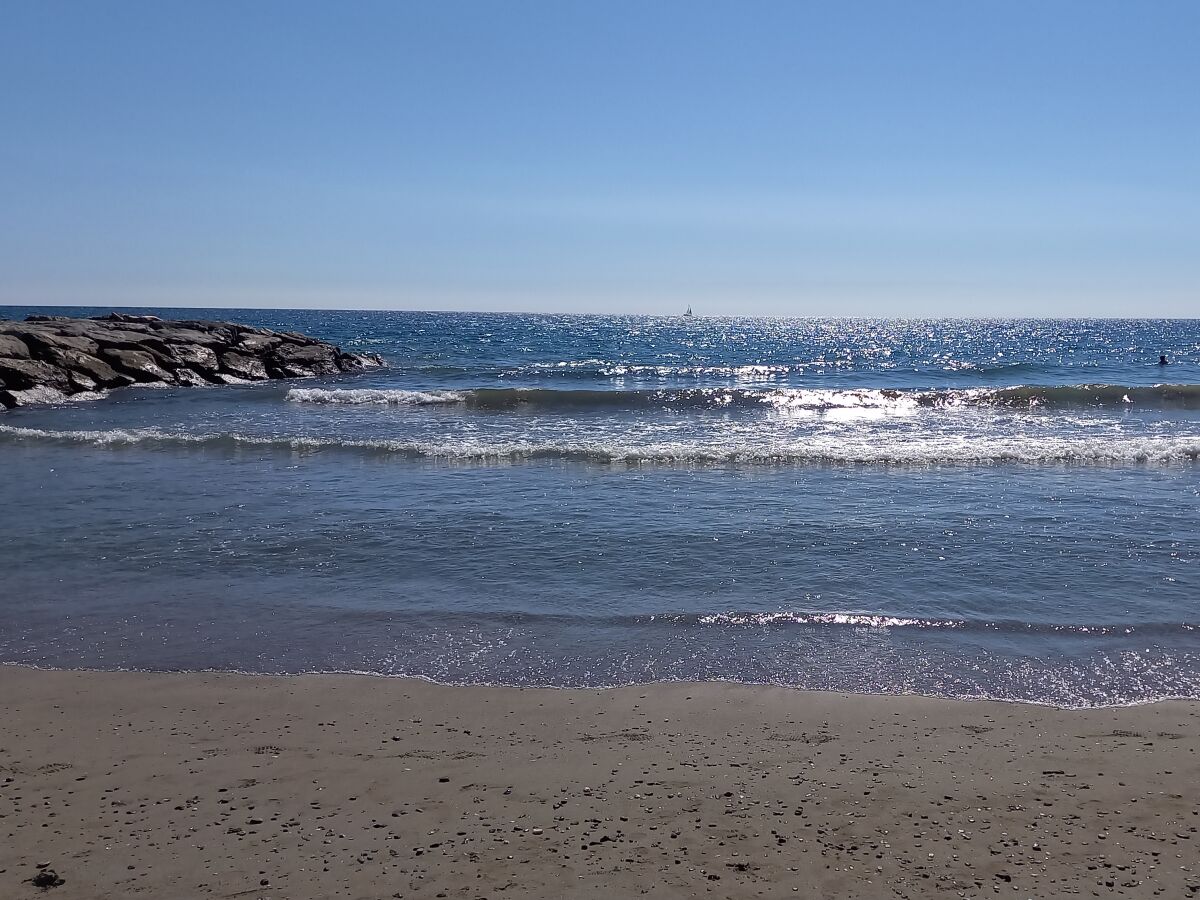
top-left (698, 612), bottom-right (958, 628)
top-left (2, 424), bottom-right (1197, 466)
top-left (285, 383), bottom-right (1200, 412)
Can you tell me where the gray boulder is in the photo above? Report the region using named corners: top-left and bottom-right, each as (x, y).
top-left (173, 368), bottom-right (211, 387)
top-left (219, 351), bottom-right (268, 381)
top-left (268, 343), bottom-right (340, 377)
top-left (153, 342), bottom-right (219, 372)
top-left (164, 321), bottom-right (242, 343)
top-left (0, 334), bottom-right (31, 358)
top-left (91, 328), bottom-right (160, 350)
top-left (210, 372), bottom-right (250, 385)
top-left (277, 331), bottom-right (321, 345)
top-left (335, 351), bottom-right (384, 370)
top-left (41, 348), bottom-right (133, 389)
top-left (146, 326), bottom-right (230, 347)
top-left (0, 385), bottom-right (70, 408)
top-left (0, 358), bottom-right (74, 393)
top-left (21, 330), bottom-right (101, 357)
top-left (233, 333), bottom-right (282, 354)
top-left (100, 348), bottom-right (175, 383)
top-left (68, 371), bottom-right (98, 392)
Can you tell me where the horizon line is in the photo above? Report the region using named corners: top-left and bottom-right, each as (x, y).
top-left (1, 302), bottom-right (1197, 323)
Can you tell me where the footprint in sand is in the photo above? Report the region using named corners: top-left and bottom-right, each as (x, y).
top-left (36, 762), bottom-right (74, 774)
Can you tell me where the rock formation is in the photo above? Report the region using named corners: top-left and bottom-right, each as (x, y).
top-left (0, 313), bottom-right (384, 409)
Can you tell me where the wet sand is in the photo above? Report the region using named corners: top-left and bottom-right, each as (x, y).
top-left (1, 666), bottom-right (1198, 899)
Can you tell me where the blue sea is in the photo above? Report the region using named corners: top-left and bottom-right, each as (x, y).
top-left (1, 307), bottom-right (1198, 706)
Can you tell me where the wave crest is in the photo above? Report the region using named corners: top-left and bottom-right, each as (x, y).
top-left (284, 383), bottom-right (1200, 412)
top-left (691, 612), bottom-right (1196, 635)
top-left (698, 612), bottom-right (954, 628)
top-left (2, 424), bottom-right (1197, 466)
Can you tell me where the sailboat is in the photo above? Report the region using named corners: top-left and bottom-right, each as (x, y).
top-left (683, 305), bottom-right (695, 318)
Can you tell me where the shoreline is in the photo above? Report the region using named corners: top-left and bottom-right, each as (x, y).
top-left (5, 662), bottom-right (1198, 711)
top-left (3, 666), bottom-right (1198, 898)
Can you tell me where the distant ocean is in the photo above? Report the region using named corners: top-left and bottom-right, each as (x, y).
top-left (2, 307), bottom-right (1197, 706)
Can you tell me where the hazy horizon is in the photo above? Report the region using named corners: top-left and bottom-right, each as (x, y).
top-left (6, 301), bottom-right (1199, 322)
top-left (3, 1), bottom-right (1197, 317)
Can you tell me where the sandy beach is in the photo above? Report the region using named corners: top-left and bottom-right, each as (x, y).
top-left (1, 667), bottom-right (1198, 899)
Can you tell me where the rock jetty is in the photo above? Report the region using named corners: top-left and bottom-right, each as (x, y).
top-left (0, 313), bottom-right (383, 409)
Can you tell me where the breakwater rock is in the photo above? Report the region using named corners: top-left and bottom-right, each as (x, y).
top-left (0, 313), bottom-right (384, 409)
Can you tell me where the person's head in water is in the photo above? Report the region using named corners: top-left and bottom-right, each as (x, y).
top-left (1159, 354), bottom-right (1169, 365)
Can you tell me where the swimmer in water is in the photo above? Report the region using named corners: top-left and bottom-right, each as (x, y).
top-left (1159, 354), bottom-right (1169, 365)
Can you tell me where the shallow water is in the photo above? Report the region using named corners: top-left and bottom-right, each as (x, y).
top-left (1, 308), bottom-right (1198, 705)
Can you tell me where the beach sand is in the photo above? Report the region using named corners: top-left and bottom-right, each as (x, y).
top-left (1, 667), bottom-right (1197, 898)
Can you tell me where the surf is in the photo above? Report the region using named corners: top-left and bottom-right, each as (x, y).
top-left (4, 423), bottom-right (1197, 466)
top-left (284, 383), bottom-right (1200, 412)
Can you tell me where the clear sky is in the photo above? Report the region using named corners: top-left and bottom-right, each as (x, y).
top-left (2, 1), bottom-right (1197, 316)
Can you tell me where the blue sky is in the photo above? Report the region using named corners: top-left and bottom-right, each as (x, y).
top-left (1, 1), bottom-right (1197, 316)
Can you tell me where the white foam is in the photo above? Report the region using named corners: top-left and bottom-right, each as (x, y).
top-left (698, 612), bottom-right (959, 628)
top-left (1, 424), bottom-right (1198, 465)
top-left (762, 388), bottom-right (921, 411)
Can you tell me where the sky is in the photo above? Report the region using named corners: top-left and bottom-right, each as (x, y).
top-left (1, 1), bottom-right (1197, 317)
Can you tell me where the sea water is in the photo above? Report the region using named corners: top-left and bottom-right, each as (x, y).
top-left (1, 308), bottom-right (1197, 706)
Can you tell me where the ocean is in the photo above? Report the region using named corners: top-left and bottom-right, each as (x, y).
top-left (1, 307), bottom-right (1197, 706)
